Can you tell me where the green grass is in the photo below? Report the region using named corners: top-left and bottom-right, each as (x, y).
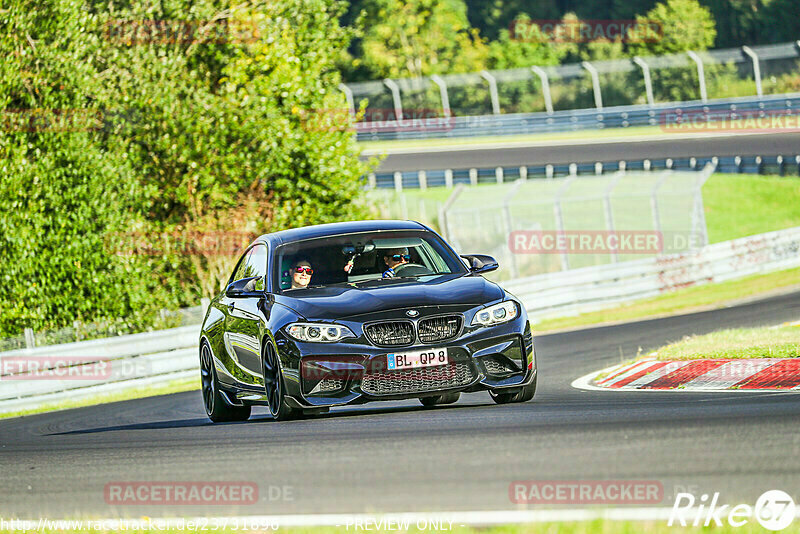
top-left (652, 324), bottom-right (800, 360)
top-left (0, 521), bottom-right (782, 534)
top-left (535, 265), bottom-right (800, 333)
top-left (703, 174), bottom-right (800, 243)
top-left (0, 376), bottom-right (199, 420)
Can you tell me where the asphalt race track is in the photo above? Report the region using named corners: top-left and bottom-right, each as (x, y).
top-left (369, 132), bottom-right (800, 172)
top-left (2, 290), bottom-right (800, 519)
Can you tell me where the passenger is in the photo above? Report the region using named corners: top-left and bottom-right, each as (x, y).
top-left (290, 259), bottom-right (313, 289)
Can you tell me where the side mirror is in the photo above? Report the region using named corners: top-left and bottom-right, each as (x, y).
top-left (460, 254), bottom-right (499, 274)
top-left (225, 276), bottom-right (262, 298)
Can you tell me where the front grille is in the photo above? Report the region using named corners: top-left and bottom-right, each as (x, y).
top-left (365, 321), bottom-right (414, 347)
top-left (361, 361), bottom-right (476, 395)
top-left (418, 315), bottom-right (462, 344)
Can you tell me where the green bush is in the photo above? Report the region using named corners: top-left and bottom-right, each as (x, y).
top-left (0, 0), bottom-right (371, 337)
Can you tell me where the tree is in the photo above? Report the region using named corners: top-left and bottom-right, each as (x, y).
top-left (763, 0), bottom-right (800, 44)
top-left (0, 0), bottom-right (372, 335)
top-left (487, 13), bottom-right (567, 70)
top-left (357, 0), bottom-right (488, 79)
top-left (630, 0), bottom-right (717, 56)
top-left (464, 0), bottom-right (561, 41)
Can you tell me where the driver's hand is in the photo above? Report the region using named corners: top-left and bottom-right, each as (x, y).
top-left (344, 259), bottom-right (354, 273)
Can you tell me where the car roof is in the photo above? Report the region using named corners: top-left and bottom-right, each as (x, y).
top-left (257, 220), bottom-right (429, 246)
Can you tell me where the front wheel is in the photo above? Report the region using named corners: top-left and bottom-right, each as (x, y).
top-left (200, 342), bottom-right (251, 422)
top-left (262, 341), bottom-right (301, 421)
top-left (490, 374), bottom-right (537, 405)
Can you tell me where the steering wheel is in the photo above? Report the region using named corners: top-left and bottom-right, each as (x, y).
top-left (392, 263), bottom-right (432, 276)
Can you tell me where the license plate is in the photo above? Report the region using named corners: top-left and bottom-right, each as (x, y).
top-left (387, 348), bottom-right (449, 371)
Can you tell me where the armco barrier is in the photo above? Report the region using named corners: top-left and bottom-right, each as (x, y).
top-left (1, 227), bottom-right (798, 413)
top-left (0, 325), bottom-right (201, 413)
top-left (370, 155), bottom-right (800, 191)
top-left (504, 226), bottom-right (800, 321)
top-left (355, 93), bottom-right (800, 142)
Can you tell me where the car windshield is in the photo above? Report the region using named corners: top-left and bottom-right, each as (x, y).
top-left (275, 230), bottom-right (467, 292)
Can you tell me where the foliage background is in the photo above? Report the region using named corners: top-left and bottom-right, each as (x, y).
top-left (0, 0), bottom-right (371, 337)
top-left (1, 0), bottom-right (798, 338)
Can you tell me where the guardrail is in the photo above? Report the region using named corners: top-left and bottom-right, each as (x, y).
top-left (504, 226), bottom-right (800, 321)
top-left (346, 41), bottom-right (800, 141)
top-left (356, 93), bottom-right (800, 141)
top-left (369, 154), bottom-right (800, 191)
top-left (0, 324), bottom-right (201, 413)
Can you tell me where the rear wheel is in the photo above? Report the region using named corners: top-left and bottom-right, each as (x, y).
top-left (200, 342), bottom-right (251, 422)
top-left (262, 342), bottom-right (301, 421)
top-left (419, 391), bottom-right (461, 407)
top-left (490, 374), bottom-right (537, 405)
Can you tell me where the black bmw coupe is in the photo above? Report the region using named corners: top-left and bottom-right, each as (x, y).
top-left (199, 220), bottom-right (536, 422)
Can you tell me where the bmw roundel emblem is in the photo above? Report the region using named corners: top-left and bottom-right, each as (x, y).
top-left (406, 309), bottom-right (419, 317)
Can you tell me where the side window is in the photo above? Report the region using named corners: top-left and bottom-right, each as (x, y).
top-left (231, 248), bottom-right (254, 284)
top-left (247, 245), bottom-right (267, 291)
top-left (230, 245), bottom-right (267, 290)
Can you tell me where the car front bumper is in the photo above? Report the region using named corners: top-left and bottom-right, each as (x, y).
top-left (275, 315), bottom-right (535, 409)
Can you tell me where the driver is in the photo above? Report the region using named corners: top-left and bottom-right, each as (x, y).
top-left (290, 259), bottom-right (313, 289)
top-left (382, 248), bottom-right (410, 278)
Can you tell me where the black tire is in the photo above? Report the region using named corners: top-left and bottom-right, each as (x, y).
top-left (262, 341), bottom-right (301, 422)
top-left (490, 374), bottom-right (537, 405)
top-left (200, 342), bottom-right (251, 422)
top-left (419, 391), bottom-right (461, 407)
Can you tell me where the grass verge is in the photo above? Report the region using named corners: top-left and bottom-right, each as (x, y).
top-left (703, 174), bottom-right (800, 243)
top-left (0, 376), bottom-right (199, 420)
top-left (651, 324), bottom-right (800, 360)
top-left (534, 266), bottom-right (800, 333)
top-left (0, 521), bottom-right (783, 534)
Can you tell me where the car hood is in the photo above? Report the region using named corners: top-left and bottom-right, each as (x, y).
top-left (273, 274), bottom-right (504, 320)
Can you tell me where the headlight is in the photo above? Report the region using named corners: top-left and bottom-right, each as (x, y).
top-left (286, 323), bottom-right (356, 343)
top-left (472, 301), bottom-right (519, 327)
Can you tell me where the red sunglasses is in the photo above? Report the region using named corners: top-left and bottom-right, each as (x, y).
top-left (294, 266), bottom-right (313, 275)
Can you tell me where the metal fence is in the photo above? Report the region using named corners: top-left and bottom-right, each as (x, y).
top-left (356, 93), bottom-right (800, 141)
top-left (504, 225), bottom-right (800, 321)
top-left (342, 41), bottom-right (800, 141)
top-left (447, 165), bottom-right (713, 280)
